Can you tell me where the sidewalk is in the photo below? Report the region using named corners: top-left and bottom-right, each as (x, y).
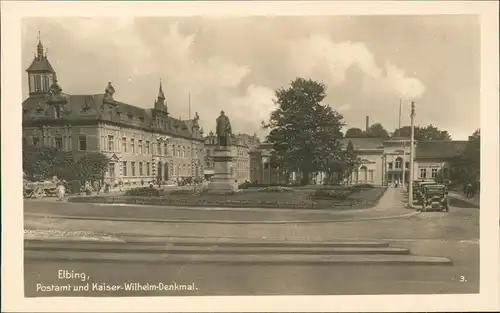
top-left (448, 192), bottom-right (480, 207)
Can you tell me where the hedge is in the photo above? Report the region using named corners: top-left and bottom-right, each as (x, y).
top-left (68, 196), bottom-right (357, 209)
top-left (125, 187), bottom-right (160, 197)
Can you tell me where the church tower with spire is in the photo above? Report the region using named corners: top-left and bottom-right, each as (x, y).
top-left (26, 32), bottom-right (57, 97)
top-left (154, 79), bottom-right (168, 114)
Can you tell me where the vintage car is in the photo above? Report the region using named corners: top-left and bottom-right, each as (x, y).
top-left (23, 180), bottom-right (58, 198)
top-left (412, 180), bottom-right (437, 204)
top-left (420, 184), bottom-right (449, 212)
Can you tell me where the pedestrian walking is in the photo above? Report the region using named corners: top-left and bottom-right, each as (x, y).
top-left (466, 182), bottom-right (473, 198)
top-left (93, 180), bottom-right (101, 196)
top-left (55, 183), bottom-right (66, 201)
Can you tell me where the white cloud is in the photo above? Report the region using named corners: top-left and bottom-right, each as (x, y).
top-left (288, 32), bottom-right (426, 99)
top-left (337, 104), bottom-right (352, 112)
top-left (23, 17), bottom-right (478, 140)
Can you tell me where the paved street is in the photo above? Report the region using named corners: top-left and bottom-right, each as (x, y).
top-left (23, 187), bottom-right (480, 296)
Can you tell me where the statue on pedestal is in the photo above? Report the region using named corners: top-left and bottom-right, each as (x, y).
top-left (104, 82), bottom-right (115, 99)
top-left (216, 110), bottom-right (232, 147)
top-left (104, 82), bottom-right (115, 97)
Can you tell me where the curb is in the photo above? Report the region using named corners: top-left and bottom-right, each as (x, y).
top-left (24, 237), bottom-right (393, 248)
top-left (24, 242), bottom-right (411, 255)
top-left (24, 250), bottom-right (453, 266)
top-left (25, 210), bottom-right (420, 225)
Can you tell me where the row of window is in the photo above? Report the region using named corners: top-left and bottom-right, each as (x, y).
top-left (28, 136), bottom-right (88, 151)
top-left (120, 161), bottom-right (150, 177)
top-left (29, 134), bottom-right (201, 156)
top-left (420, 168), bottom-right (440, 179)
top-left (388, 161), bottom-right (410, 170)
top-left (106, 135), bottom-right (197, 157)
top-left (118, 161), bottom-right (194, 177)
top-left (29, 73), bottom-right (54, 94)
top-left (353, 169), bottom-right (375, 182)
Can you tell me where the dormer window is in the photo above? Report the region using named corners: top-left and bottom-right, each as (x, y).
top-left (128, 114), bottom-right (133, 120)
top-left (139, 117), bottom-right (144, 123)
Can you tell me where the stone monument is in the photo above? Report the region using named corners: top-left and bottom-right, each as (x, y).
top-left (207, 110), bottom-right (237, 193)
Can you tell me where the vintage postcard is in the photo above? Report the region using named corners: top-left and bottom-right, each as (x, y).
top-left (1, 1), bottom-right (499, 312)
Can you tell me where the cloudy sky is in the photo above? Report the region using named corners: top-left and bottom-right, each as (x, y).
top-left (22, 16), bottom-right (480, 140)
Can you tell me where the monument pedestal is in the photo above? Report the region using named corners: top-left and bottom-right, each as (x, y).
top-left (207, 148), bottom-right (237, 193)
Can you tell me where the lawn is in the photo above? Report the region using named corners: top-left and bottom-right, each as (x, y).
top-left (69, 185), bottom-right (387, 211)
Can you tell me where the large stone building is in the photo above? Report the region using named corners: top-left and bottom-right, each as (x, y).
top-left (22, 38), bottom-right (205, 186)
top-left (250, 137), bottom-right (468, 185)
top-left (204, 132), bottom-right (260, 183)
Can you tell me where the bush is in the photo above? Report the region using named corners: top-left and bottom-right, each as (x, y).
top-left (169, 189), bottom-right (195, 195)
top-left (246, 183), bottom-right (286, 188)
top-left (308, 189), bottom-right (350, 200)
top-left (351, 184), bottom-right (374, 189)
top-left (257, 186), bottom-right (294, 193)
top-left (125, 187), bottom-right (160, 197)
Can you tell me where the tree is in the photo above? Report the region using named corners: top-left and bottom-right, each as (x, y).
top-left (392, 124), bottom-right (451, 140)
top-left (345, 127), bottom-right (365, 138)
top-left (23, 144), bottom-right (70, 181)
top-left (365, 123), bottom-right (389, 138)
top-left (342, 140), bottom-right (361, 185)
top-left (450, 129), bottom-right (480, 186)
top-left (418, 125), bottom-right (452, 140)
top-left (76, 152), bottom-right (110, 183)
top-left (263, 77), bottom-right (345, 185)
top-left (23, 141), bottom-right (109, 183)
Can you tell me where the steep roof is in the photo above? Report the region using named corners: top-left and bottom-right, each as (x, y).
top-left (416, 140), bottom-right (468, 159)
top-left (26, 56), bottom-right (56, 73)
top-left (22, 93), bottom-right (202, 141)
top-left (340, 138), bottom-right (384, 150)
top-left (22, 94), bottom-right (103, 120)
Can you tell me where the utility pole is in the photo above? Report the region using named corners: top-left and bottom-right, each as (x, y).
top-left (188, 92), bottom-right (191, 119)
top-left (398, 99), bottom-right (402, 130)
top-left (408, 101), bottom-right (416, 206)
top-left (399, 99), bottom-right (405, 190)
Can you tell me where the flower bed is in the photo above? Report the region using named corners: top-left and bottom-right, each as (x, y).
top-left (257, 186), bottom-right (294, 193)
top-left (125, 187), bottom-right (160, 197)
top-left (69, 187), bottom-right (387, 210)
top-left (308, 189), bottom-right (351, 200)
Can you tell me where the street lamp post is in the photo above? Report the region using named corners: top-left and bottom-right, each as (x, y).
top-left (408, 101), bottom-right (416, 206)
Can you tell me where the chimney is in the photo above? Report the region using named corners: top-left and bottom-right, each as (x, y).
top-left (365, 116), bottom-right (370, 132)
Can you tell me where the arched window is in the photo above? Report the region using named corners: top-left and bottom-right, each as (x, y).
top-left (395, 157), bottom-right (403, 169)
top-left (360, 166), bottom-right (368, 182)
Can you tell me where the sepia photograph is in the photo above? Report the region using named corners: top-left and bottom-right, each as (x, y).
top-left (2, 1), bottom-right (499, 312)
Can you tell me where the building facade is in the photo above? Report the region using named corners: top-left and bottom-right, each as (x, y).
top-left (250, 137), bottom-right (467, 185)
top-left (204, 132), bottom-right (260, 183)
top-left (22, 39), bottom-right (205, 186)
